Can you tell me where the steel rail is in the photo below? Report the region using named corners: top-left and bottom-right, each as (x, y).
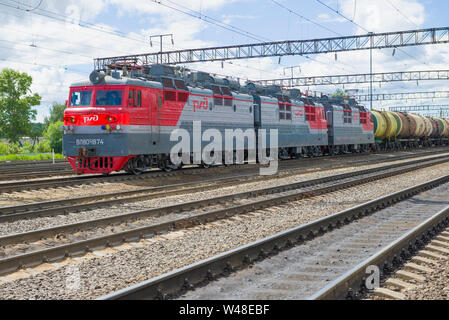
top-left (0, 169), bottom-right (74, 180)
top-left (0, 148), bottom-right (447, 194)
top-left (310, 206), bottom-right (449, 300)
top-left (98, 175), bottom-right (449, 300)
top-left (0, 159), bottom-right (66, 166)
top-left (0, 156), bottom-right (448, 275)
top-left (1, 152), bottom-right (447, 223)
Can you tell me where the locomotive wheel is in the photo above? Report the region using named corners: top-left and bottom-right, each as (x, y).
top-left (200, 162), bottom-right (211, 169)
top-left (279, 148), bottom-right (289, 160)
top-left (126, 157), bottom-right (146, 175)
top-left (160, 159), bottom-right (181, 172)
top-left (313, 146), bottom-right (321, 157)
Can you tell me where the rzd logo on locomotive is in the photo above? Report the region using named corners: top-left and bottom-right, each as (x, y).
top-left (83, 115), bottom-right (99, 123)
top-left (193, 98), bottom-right (208, 112)
top-left (294, 109), bottom-right (303, 118)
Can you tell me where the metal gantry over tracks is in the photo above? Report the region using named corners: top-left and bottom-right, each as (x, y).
top-left (94, 27), bottom-right (449, 69)
top-left (257, 70), bottom-right (449, 87)
top-left (389, 105), bottom-right (449, 118)
top-left (354, 90), bottom-right (449, 102)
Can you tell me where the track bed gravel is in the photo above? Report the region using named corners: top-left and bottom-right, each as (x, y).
top-left (1, 162), bottom-right (449, 299)
top-left (1, 153), bottom-right (448, 236)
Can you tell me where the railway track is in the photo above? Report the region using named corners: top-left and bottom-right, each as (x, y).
top-left (2, 152), bottom-right (449, 223)
top-left (0, 148), bottom-right (447, 194)
top-left (0, 155), bottom-right (448, 276)
top-left (363, 227), bottom-right (449, 300)
top-left (0, 160), bottom-right (71, 180)
top-left (98, 174), bottom-right (449, 300)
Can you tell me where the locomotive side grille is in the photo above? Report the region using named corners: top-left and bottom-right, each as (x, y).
top-left (76, 157), bottom-right (114, 169)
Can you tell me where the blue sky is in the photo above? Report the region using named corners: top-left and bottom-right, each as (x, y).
top-left (0, 0), bottom-right (448, 121)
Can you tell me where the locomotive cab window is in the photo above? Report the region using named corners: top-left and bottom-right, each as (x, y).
top-left (305, 106), bottom-right (315, 122)
top-left (164, 90), bottom-right (177, 101)
top-left (128, 89), bottom-right (141, 107)
top-left (279, 104), bottom-right (291, 121)
top-left (178, 92), bottom-right (189, 102)
top-left (135, 90), bottom-right (141, 107)
top-left (212, 86), bottom-right (223, 106)
top-left (162, 77), bottom-right (175, 89)
top-left (174, 80), bottom-right (186, 90)
top-left (222, 87), bottom-right (233, 107)
top-left (360, 112), bottom-right (367, 124)
top-left (343, 109), bottom-right (352, 124)
top-left (96, 90), bottom-right (123, 106)
top-left (279, 105), bottom-right (285, 120)
top-left (70, 91), bottom-right (92, 107)
top-left (285, 105), bottom-right (292, 120)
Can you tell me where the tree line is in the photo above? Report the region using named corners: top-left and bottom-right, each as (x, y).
top-left (0, 68), bottom-right (65, 153)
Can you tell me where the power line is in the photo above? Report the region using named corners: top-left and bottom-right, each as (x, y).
top-left (385, 0), bottom-right (420, 28)
top-left (0, 38), bottom-right (93, 60)
top-left (268, 0), bottom-right (358, 73)
top-left (161, 0), bottom-right (272, 42)
top-left (314, 0), bottom-right (429, 67)
top-left (0, 0), bottom-right (343, 80)
top-left (315, 0), bottom-right (369, 32)
top-left (0, 56), bottom-right (87, 74)
top-left (151, 0), bottom-right (352, 75)
top-left (270, 0), bottom-right (340, 36)
top-left (0, 1), bottom-right (283, 79)
top-left (0, 1), bottom-right (149, 44)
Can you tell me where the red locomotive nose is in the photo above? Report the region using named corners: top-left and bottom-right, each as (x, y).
top-left (63, 112), bottom-right (129, 127)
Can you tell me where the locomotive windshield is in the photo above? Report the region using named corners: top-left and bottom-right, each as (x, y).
top-left (70, 91), bottom-right (92, 107)
top-left (95, 90), bottom-right (123, 106)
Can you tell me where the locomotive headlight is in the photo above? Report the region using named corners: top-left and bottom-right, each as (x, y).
top-left (107, 116), bottom-right (113, 122)
top-left (70, 117), bottom-right (75, 123)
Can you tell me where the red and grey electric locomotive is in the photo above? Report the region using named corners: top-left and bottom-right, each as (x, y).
top-left (62, 64), bottom-right (374, 174)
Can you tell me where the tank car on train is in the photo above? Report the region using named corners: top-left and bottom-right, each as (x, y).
top-left (371, 110), bottom-right (449, 150)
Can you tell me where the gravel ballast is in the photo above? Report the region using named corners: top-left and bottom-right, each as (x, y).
top-left (1, 154), bottom-right (448, 236)
top-left (1, 162), bottom-right (449, 299)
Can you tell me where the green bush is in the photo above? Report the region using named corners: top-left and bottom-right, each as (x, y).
top-left (44, 121), bottom-right (63, 153)
top-left (0, 139), bottom-right (62, 159)
top-left (21, 141), bottom-right (35, 153)
top-left (0, 143), bottom-right (7, 155)
top-left (0, 153), bottom-right (65, 162)
top-left (6, 143), bottom-right (20, 155)
top-left (35, 140), bottom-right (51, 153)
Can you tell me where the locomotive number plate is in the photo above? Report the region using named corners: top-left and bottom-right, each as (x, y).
top-left (76, 139), bottom-right (105, 146)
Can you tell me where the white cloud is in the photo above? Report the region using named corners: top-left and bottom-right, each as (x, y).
top-left (339, 0), bottom-right (425, 33)
top-left (316, 13), bottom-right (346, 23)
top-left (0, 0), bottom-right (447, 120)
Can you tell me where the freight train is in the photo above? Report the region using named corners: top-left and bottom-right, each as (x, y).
top-left (371, 110), bottom-right (449, 150)
top-left (62, 64), bottom-right (449, 174)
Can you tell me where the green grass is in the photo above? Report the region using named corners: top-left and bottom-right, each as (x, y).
top-left (0, 153), bottom-right (65, 162)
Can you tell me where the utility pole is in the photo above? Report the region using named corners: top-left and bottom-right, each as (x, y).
top-left (369, 32), bottom-right (374, 111)
top-left (150, 34), bottom-right (174, 64)
top-left (283, 66), bottom-right (301, 87)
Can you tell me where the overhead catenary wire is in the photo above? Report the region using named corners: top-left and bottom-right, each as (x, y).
top-left (270, 0), bottom-right (340, 37)
top-left (0, 1), bottom-right (285, 80)
top-left (314, 0), bottom-right (429, 67)
top-left (384, 0), bottom-right (420, 28)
